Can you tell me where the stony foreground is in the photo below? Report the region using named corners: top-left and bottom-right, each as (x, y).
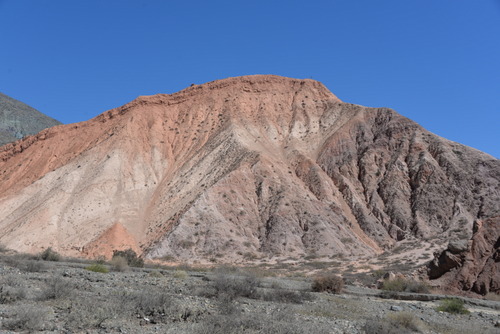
top-left (0, 253), bottom-right (498, 333)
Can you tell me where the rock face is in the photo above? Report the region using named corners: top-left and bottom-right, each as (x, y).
top-left (0, 92), bottom-right (61, 146)
top-left (0, 75), bottom-right (499, 265)
top-left (429, 217), bottom-right (500, 294)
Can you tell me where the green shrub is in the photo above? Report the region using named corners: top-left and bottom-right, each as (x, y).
top-left (112, 248), bottom-right (144, 267)
top-left (38, 247), bottom-right (61, 261)
top-left (311, 274), bottom-right (344, 294)
top-left (85, 263), bottom-right (109, 273)
top-left (436, 298), bottom-right (470, 314)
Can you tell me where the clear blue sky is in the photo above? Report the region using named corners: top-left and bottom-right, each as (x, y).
top-left (1, 0), bottom-right (499, 158)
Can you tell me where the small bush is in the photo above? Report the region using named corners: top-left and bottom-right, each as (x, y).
top-left (110, 256), bottom-right (129, 272)
top-left (125, 290), bottom-right (174, 319)
top-left (387, 312), bottom-right (423, 332)
top-left (485, 292), bottom-right (500, 302)
top-left (312, 274), bottom-right (344, 294)
top-left (212, 269), bottom-right (260, 301)
top-left (38, 247), bottom-right (61, 261)
top-left (40, 276), bottom-right (73, 300)
top-left (191, 309), bottom-right (310, 334)
top-left (404, 280), bottom-right (430, 294)
top-left (364, 312), bottom-right (422, 334)
top-left (382, 278), bottom-right (430, 294)
top-left (436, 298), bottom-right (470, 314)
top-left (173, 269), bottom-right (188, 279)
top-left (85, 263), bottom-right (109, 273)
top-left (67, 299), bottom-right (119, 329)
top-left (372, 270), bottom-right (388, 279)
top-left (24, 260), bottom-right (47, 272)
top-left (259, 288), bottom-right (313, 304)
top-left (148, 270), bottom-right (164, 278)
top-left (0, 286), bottom-right (26, 303)
top-left (364, 319), bottom-right (413, 334)
top-left (94, 255), bottom-right (107, 264)
top-left (112, 248), bottom-right (144, 267)
top-left (3, 305), bottom-right (47, 331)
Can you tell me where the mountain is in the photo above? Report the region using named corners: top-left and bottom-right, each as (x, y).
top-left (0, 92), bottom-right (62, 146)
top-left (0, 75), bottom-right (498, 292)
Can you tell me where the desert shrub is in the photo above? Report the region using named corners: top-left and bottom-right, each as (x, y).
top-left (0, 286), bottom-right (26, 303)
top-left (173, 269), bottom-right (188, 279)
top-left (382, 278), bottom-right (430, 294)
top-left (387, 312), bottom-right (423, 332)
top-left (404, 280), bottom-right (430, 294)
top-left (436, 298), bottom-right (470, 314)
top-left (94, 255), bottom-right (107, 264)
top-left (123, 290), bottom-right (174, 320)
top-left (67, 299), bottom-right (120, 329)
top-left (112, 248), bottom-right (144, 267)
top-left (24, 259), bottom-right (47, 272)
top-left (40, 276), bottom-right (73, 300)
top-left (0, 243), bottom-right (8, 253)
top-left (485, 292), bottom-right (500, 302)
top-left (372, 269), bottom-right (388, 279)
top-left (192, 309), bottom-right (321, 334)
top-left (364, 319), bottom-right (414, 334)
top-left (2, 256), bottom-right (47, 272)
top-left (212, 269), bottom-right (260, 301)
top-left (311, 274), bottom-right (344, 294)
top-left (38, 247), bottom-right (61, 261)
top-left (148, 270), bottom-right (164, 278)
top-left (382, 277), bottom-right (406, 291)
top-left (364, 312), bottom-right (422, 334)
top-left (3, 305), bottom-right (48, 331)
top-left (259, 288), bottom-right (313, 304)
top-left (110, 256), bottom-right (129, 272)
top-left (85, 263), bottom-right (109, 273)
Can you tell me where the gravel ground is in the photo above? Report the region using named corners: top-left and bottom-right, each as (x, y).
top-left (0, 255), bottom-right (499, 334)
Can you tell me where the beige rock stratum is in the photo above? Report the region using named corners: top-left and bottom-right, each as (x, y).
top-left (0, 76), bottom-right (498, 280)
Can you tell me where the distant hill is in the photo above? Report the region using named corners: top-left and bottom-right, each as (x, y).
top-left (0, 92), bottom-right (61, 146)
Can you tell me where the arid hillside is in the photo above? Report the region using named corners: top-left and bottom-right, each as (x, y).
top-left (0, 76), bottom-right (498, 287)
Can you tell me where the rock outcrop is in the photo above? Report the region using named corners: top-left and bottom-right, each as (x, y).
top-left (429, 216), bottom-right (500, 294)
top-left (0, 75), bottom-right (498, 266)
top-left (0, 92), bottom-right (61, 146)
